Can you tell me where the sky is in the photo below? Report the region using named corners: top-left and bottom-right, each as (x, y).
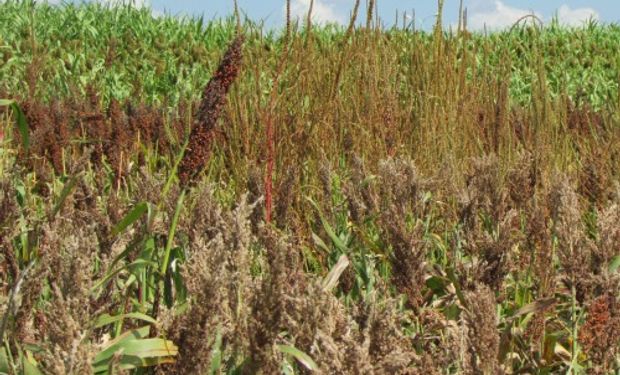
top-left (62, 1), bottom-right (619, 31)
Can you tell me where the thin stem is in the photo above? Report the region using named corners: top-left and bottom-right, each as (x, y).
top-left (0, 261), bottom-right (35, 347)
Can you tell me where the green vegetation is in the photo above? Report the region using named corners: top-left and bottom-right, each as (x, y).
top-left (1, 1), bottom-right (620, 107)
top-left (1, 0), bottom-right (620, 374)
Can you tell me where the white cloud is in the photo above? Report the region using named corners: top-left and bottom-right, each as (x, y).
top-left (467, 1), bottom-right (541, 31)
top-left (289, 0), bottom-right (343, 25)
top-left (556, 4), bottom-right (599, 26)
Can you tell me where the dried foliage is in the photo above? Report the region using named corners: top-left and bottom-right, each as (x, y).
top-left (462, 284), bottom-right (500, 375)
top-left (1, 3), bottom-right (620, 374)
top-left (579, 292), bottom-right (620, 374)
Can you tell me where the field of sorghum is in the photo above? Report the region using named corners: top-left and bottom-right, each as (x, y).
top-left (1, 0), bottom-right (620, 373)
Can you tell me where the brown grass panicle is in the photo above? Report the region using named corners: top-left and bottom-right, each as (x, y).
top-left (247, 228), bottom-right (422, 374)
top-left (274, 165), bottom-right (298, 229)
top-left (377, 157), bottom-right (429, 218)
top-left (0, 173), bottom-right (18, 235)
top-left (132, 166), bottom-right (182, 238)
top-left (458, 154), bottom-right (507, 233)
top-left (566, 98), bottom-right (604, 137)
top-left (21, 100), bottom-right (57, 171)
top-left (509, 106), bottom-right (532, 146)
top-left (49, 100), bottom-right (70, 172)
top-left (106, 98), bottom-right (131, 181)
top-left (177, 183), bottom-right (225, 243)
top-left (462, 283), bottom-right (500, 375)
top-left (457, 155), bottom-right (519, 293)
top-left (462, 209), bottom-right (520, 293)
top-left (318, 161), bottom-right (334, 201)
top-left (178, 35), bottom-right (245, 187)
top-left (245, 228), bottom-right (307, 373)
top-left (40, 285), bottom-right (96, 375)
top-left (382, 210), bottom-right (428, 311)
top-left (525, 203), bottom-right (553, 282)
top-left (523, 203), bottom-right (555, 352)
top-left (246, 165), bottom-right (265, 231)
top-left (27, 218), bottom-right (105, 374)
top-left (164, 188), bottom-right (426, 373)
top-left (344, 157), bottom-right (431, 309)
top-left (594, 202), bottom-right (620, 270)
top-left (549, 176), bottom-right (596, 304)
top-left (126, 102), bottom-right (167, 150)
top-left (578, 148), bottom-right (612, 207)
top-left (0, 237), bottom-right (19, 298)
top-left (81, 86), bottom-right (110, 167)
top-left (343, 155), bottom-right (378, 225)
top-left (0, 176), bottom-right (20, 329)
top-left (163, 191), bottom-right (255, 374)
top-left (506, 150), bottom-right (537, 210)
top-left (578, 290), bottom-right (620, 374)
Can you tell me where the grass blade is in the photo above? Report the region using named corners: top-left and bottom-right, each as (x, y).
top-left (160, 190), bottom-right (185, 275)
top-left (94, 312), bottom-right (157, 329)
top-left (51, 175), bottom-right (79, 217)
top-left (277, 344), bottom-right (318, 371)
top-left (0, 99), bottom-right (29, 151)
top-left (111, 202), bottom-right (148, 237)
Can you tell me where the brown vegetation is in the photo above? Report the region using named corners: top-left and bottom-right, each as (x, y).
top-left (1, 10), bottom-right (620, 375)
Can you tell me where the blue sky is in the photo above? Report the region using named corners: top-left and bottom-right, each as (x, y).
top-left (90, 1), bottom-right (618, 30)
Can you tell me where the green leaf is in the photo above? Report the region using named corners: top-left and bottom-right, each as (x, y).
top-left (111, 202), bottom-right (148, 237)
top-left (164, 246), bottom-right (187, 308)
top-left (14, 181), bottom-right (26, 208)
top-left (311, 232), bottom-right (330, 253)
top-left (0, 348), bottom-right (10, 374)
top-left (93, 326), bottom-right (177, 373)
top-left (446, 267), bottom-right (467, 307)
top-left (109, 236), bottom-right (152, 271)
top-left (160, 190), bottom-right (185, 275)
top-left (281, 359), bottom-right (295, 375)
top-left (91, 258), bottom-right (157, 292)
top-left (277, 345), bottom-right (318, 371)
top-left (93, 338), bottom-right (177, 373)
top-left (52, 175), bottom-right (79, 217)
top-left (21, 351), bottom-right (43, 375)
top-left (94, 312), bottom-right (157, 329)
top-left (426, 276), bottom-right (449, 294)
top-left (100, 338), bottom-right (177, 361)
top-left (509, 298), bottom-right (556, 321)
top-left (94, 356), bottom-right (175, 373)
top-left (208, 327), bottom-right (223, 375)
top-left (608, 255), bottom-right (620, 273)
top-left (306, 197), bottom-right (348, 253)
top-left (11, 103), bottom-right (29, 152)
top-left (1, 100), bottom-right (30, 152)
top-left (99, 326), bottom-right (150, 352)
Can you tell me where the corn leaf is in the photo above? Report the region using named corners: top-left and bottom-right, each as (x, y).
top-left (277, 344), bottom-right (318, 371)
top-left (93, 326), bottom-right (177, 373)
top-left (94, 312), bottom-right (157, 329)
top-left (111, 202), bottom-right (148, 237)
top-left (0, 99), bottom-right (29, 151)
